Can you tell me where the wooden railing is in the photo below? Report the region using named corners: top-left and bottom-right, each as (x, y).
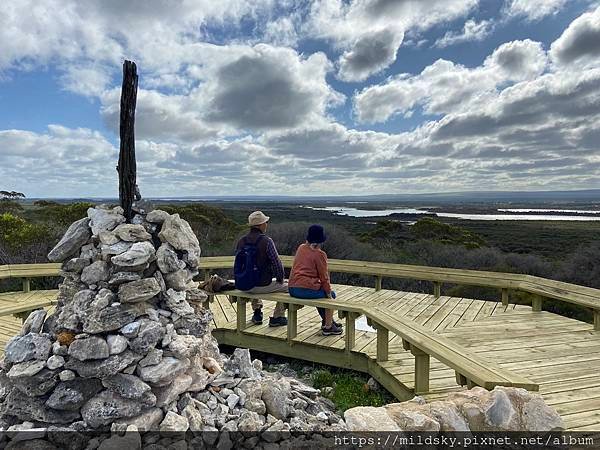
top-left (199, 256), bottom-right (600, 330)
top-left (3, 257), bottom-right (600, 328)
top-left (0, 263), bottom-right (62, 293)
top-left (222, 289), bottom-right (538, 393)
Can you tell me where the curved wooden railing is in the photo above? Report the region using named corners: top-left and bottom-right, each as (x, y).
top-left (2, 257), bottom-right (600, 329)
top-left (220, 289), bottom-right (539, 393)
top-left (199, 256), bottom-right (600, 329)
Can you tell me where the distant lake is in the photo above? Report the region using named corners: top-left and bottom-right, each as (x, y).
top-left (304, 206), bottom-right (600, 221)
top-left (304, 206), bottom-right (426, 217)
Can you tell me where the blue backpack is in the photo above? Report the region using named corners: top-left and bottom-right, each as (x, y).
top-left (234, 235), bottom-right (264, 291)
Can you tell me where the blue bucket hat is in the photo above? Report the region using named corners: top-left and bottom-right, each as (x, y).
top-left (307, 224), bottom-right (326, 244)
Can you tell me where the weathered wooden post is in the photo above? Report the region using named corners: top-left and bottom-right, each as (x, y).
top-left (118, 60), bottom-right (138, 223)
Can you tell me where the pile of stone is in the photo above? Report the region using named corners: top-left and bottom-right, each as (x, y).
top-left (344, 386), bottom-right (565, 432)
top-left (0, 205), bottom-right (345, 449)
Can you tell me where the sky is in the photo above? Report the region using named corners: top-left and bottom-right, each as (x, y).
top-left (1, 0), bottom-right (600, 198)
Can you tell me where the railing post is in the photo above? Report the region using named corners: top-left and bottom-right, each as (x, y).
top-left (433, 281), bottom-right (441, 299)
top-left (22, 278), bottom-right (31, 293)
top-left (345, 312), bottom-right (357, 353)
top-left (236, 296), bottom-right (247, 332)
top-left (375, 323), bottom-right (389, 362)
top-left (501, 288), bottom-right (509, 307)
top-left (455, 371), bottom-right (467, 386)
top-left (594, 310), bottom-right (600, 331)
top-left (287, 304), bottom-right (298, 345)
top-left (203, 270), bottom-right (215, 304)
top-left (375, 276), bottom-right (382, 291)
top-left (532, 294), bottom-right (543, 312)
top-left (412, 346), bottom-right (430, 394)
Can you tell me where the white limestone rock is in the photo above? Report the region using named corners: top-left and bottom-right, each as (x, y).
top-left (48, 218), bottom-right (91, 262)
top-left (111, 241), bottom-right (156, 271)
top-left (87, 206), bottom-right (125, 236)
top-left (114, 224), bottom-right (152, 242)
top-left (344, 406), bottom-right (401, 431)
top-left (106, 335), bottom-right (128, 355)
top-left (159, 411), bottom-right (189, 433)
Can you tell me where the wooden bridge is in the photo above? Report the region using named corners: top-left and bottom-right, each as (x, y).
top-left (2, 258), bottom-right (600, 430)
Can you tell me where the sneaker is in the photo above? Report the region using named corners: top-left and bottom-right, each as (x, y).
top-left (322, 323), bottom-right (343, 336)
top-left (251, 308), bottom-right (263, 325)
top-left (321, 320), bottom-right (343, 329)
top-left (269, 316), bottom-right (288, 327)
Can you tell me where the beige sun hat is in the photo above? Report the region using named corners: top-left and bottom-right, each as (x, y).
top-left (248, 211), bottom-right (270, 226)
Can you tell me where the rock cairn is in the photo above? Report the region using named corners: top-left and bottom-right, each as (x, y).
top-left (0, 205), bottom-right (345, 449)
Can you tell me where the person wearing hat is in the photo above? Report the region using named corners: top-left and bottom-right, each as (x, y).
top-left (235, 211), bottom-right (288, 327)
top-left (288, 224), bottom-right (342, 336)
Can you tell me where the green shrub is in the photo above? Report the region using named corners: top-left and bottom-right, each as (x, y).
top-left (0, 213), bottom-right (49, 250)
top-left (410, 217), bottom-right (485, 248)
top-left (0, 199), bottom-right (24, 215)
top-left (38, 202), bottom-right (94, 227)
top-left (311, 368), bottom-right (391, 412)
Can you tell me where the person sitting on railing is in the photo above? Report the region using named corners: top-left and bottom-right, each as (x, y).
top-left (234, 211), bottom-right (288, 327)
top-left (288, 224), bottom-right (342, 336)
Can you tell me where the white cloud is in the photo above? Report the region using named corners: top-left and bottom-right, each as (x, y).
top-left (338, 28), bottom-right (404, 82)
top-left (306, 0), bottom-right (479, 81)
top-left (434, 19), bottom-right (494, 48)
top-left (262, 16), bottom-right (300, 47)
top-left (59, 66), bottom-right (112, 98)
top-left (503, 0), bottom-right (568, 21)
top-left (378, 67), bottom-right (600, 191)
top-left (262, 122), bottom-right (398, 162)
top-left (99, 44), bottom-right (343, 139)
top-left (201, 45), bottom-right (343, 130)
top-left (0, 126), bottom-right (118, 197)
top-left (354, 39), bottom-right (547, 123)
top-left (0, 0), bottom-right (275, 89)
top-left (550, 6), bottom-right (600, 66)
top-left (100, 88), bottom-right (225, 143)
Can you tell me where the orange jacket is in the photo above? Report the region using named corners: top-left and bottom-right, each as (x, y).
top-left (288, 243), bottom-right (332, 293)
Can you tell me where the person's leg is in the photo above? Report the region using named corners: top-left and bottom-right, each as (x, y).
top-left (250, 298), bottom-right (263, 325)
top-left (317, 307), bottom-right (326, 321)
top-left (248, 280), bottom-right (288, 323)
top-left (324, 308), bottom-right (333, 327)
top-left (251, 298), bottom-right (263, 310)
top-left (289, 287), bottom-right (342, 328)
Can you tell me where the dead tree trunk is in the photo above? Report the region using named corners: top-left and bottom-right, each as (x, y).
top-left (118, 60), bottom-right (138, 223)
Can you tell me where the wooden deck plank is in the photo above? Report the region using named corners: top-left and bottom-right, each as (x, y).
top-left (422, 296), bottom-right (463, 331)
top-left (457, 299), bottom-right (487, 324)
top-left (435, 297), bottom-right (475, 331)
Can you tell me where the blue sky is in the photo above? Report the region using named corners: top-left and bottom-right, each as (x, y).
top-left (1, 0), bottom-right (599, 197)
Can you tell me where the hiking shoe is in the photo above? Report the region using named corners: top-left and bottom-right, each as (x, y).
top-left (269, 316), bottom-right (288, 327)
top-left (322, 320), bottom-right (343, 329)
top-left (251, 308), bottom-right (263, 325)
top-left (322, 323), bottom-right (343, 336)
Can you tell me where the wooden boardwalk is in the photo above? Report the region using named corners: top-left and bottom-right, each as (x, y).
top-left (207, 285), bottom-right (600, 431)
top-left (1, 284), bottom-right (600, 430)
